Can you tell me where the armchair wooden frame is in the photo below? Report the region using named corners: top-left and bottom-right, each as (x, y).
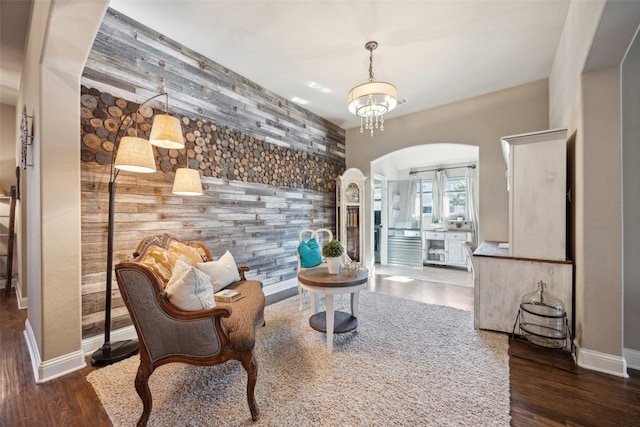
top-left (114, 234), bottom-right (260, 426)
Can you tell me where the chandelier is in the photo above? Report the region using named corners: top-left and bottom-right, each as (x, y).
top-left (347, 41), bottom-right (398, 137)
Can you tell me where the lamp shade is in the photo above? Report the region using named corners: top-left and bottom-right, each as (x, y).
top-left (347, 81), bottom-right (398, 116)
top-left (149, 114), bottom-right (185, 149)
top-left (172, 168), bottom-right (203, 195)
top-left (114, 136), bottom-right (156, 173)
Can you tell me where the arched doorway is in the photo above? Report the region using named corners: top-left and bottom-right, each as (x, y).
top-left (369, 143), bottom-right (478, 297)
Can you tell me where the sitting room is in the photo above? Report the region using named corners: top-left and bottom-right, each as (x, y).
top-left (1, 1), bottom-right (640, 426)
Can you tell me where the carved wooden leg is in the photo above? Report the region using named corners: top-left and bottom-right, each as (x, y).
top-left (134, 361), bottom-right (153, 427)
top-left (241, 351), bottom-right (260, 421)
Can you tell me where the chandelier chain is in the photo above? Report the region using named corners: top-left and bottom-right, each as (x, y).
top-left (368, 47), bottom-right (375, 81)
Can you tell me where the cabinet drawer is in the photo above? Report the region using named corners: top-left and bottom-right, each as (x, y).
top-left (446, 232), bottom-right (468, 241)
top-left (424, 231), bottom-right (445, 239)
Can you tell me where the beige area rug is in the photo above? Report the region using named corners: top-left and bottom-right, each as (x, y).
top-left (87, 291), bottom-right (510, 426)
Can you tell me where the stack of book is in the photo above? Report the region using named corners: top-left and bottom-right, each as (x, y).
top-left (214, 289), bottom-right (243, 302)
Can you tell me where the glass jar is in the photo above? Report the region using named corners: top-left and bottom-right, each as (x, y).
top-left (519, 280), bottom-right (566, 348)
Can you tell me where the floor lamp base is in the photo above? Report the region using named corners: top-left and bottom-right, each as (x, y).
top-left (90, 339), bottom-right (139, 366)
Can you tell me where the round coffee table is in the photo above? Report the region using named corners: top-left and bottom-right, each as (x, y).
top-left (297, 266), bottom-right (368, 352)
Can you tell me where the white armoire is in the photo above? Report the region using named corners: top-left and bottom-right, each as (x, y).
top-left (501, 128), bottom-right (568, 261)
top-left (474, 129), bottom-right (573, 339)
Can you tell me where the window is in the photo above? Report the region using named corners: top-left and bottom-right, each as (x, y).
top-left (420, 180), bottom-right (433, 214)
top-left (444, 177), bottom-right (467, 218)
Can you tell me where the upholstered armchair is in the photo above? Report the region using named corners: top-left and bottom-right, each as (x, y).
top-left (114, 234), bottom-right (265, 426)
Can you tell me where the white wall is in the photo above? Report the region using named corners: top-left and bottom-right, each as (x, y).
top-left (581, 66), bottom-right (622, 357)
top-left (346, 80), bottom-right (549, 272)
top-left (548, 0), bottom-right (640, 376)
top-left (18, 0), bottom-right (108, 382)
top-left (622, 28), bottom-right (640, 357)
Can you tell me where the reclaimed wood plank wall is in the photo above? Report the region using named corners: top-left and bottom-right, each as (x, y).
top-left (80, 8), bottom-right (345, 338)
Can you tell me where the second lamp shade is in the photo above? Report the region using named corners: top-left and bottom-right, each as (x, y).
top-left (173, 168), bottom-right (203, 195)
top-left (150, 114), bottom-right (185, 149)
top-left (114, 136), bottom-right (156, 173)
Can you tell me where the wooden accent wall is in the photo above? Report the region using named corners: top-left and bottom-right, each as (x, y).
top-left (80, 9), bottom-right (345, 338)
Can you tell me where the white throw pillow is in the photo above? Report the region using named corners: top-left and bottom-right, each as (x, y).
top-left (197, 250), bottom-right (241, 293)
top-left (165, 260), bottom-right (216, 311)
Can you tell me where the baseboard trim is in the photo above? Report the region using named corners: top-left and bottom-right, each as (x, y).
top-left (264, 277), bottom-right (297, 296)
top-left (577, 345), bottom-right (628, 378)
top-left (623, 347), bottom-right (640, 371)
top-left (24, 319), bottom-right (87, 383)
top-left (0, 278), bottom-right (27, 308)
top-left (15, 279), bottom-right (27, 309)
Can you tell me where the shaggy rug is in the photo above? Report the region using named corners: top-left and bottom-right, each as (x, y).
top-left (87, 291), bottom-right (510, 426)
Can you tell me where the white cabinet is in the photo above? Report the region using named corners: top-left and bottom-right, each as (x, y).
top-left (474, 242), bottom-right (573, 345)
top-left (446, 233), bottom-right (467, 266)
top-left (336, 168), bottom-right (366, 265)
top-left (424, 230), bottom-right (472, 269)
top-left (501, 129), bottom-right (567, 261)
top-left (424, 231), bottom-right (445, 264)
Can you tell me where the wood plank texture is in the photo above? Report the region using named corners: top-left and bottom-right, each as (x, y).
top-left (79, 9), bottom-right (345, 339)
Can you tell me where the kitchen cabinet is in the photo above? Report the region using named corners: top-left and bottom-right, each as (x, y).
top-left (388, 234), bottom-right (422, 267)
top-left (424, 230), bottom-right (473, 269)
top-left (336, 168), bottom-right (366, 264)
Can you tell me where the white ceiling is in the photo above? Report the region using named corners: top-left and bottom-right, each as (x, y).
top-left (1, 0), bottom-right (572, 131)
top-left (109, 0), bottom-right (571, 130)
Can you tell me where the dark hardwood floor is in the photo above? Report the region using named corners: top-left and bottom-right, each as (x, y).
top-left (2, 271), bottom-right (639, 426)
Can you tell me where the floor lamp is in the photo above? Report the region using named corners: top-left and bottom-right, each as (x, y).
top-left (91, 93), bottom-right (186, 366)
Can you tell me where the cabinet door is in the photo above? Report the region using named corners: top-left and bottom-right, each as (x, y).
top-left (446, 240), bottom-right (466, 265)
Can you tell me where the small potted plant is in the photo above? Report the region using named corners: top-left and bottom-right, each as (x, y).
top-left (322, 239), bottom-right (344, 274)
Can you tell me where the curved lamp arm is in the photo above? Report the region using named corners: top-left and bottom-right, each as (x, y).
top-left (92, 92), bottom-right (184, 366)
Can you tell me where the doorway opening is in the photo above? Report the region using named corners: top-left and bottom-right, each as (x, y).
top-left (370, 143), bottom-right (478, 294)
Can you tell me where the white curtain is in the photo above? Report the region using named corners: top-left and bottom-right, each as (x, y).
top-left (433, 169), bottom-right (447, 224)
top-left (396, 180), bottom-right (416, 227)
top-left (466, 166), bottom-right (479, 246)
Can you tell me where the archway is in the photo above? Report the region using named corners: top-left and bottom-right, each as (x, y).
top-left (370, 143), bottom-right (478, 290)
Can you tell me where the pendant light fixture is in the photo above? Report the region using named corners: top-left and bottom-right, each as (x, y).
top-left (347, 41), bottom-right (398, 137)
